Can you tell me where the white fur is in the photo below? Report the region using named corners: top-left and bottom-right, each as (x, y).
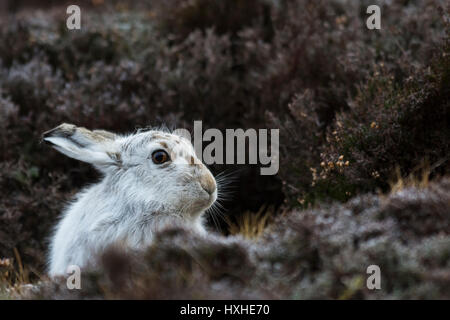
top-left (44, 124), bottom-right (217, 276)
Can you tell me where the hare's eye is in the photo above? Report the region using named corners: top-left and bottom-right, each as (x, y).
top-left (151, 150), bottom-right (170, 164)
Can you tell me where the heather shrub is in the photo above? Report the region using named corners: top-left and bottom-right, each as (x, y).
top-left (26, 178), bottom-right (450, 299)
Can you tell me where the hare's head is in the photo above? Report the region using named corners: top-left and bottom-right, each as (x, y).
top-left (43, 123), bottom-right (217, 218)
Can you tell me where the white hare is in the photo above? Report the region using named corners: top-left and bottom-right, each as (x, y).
top-left (43, 123), bottom-right (217, 276)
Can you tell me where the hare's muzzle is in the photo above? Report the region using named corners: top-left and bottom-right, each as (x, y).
top-left (199, 171), bottom-right (217, 196)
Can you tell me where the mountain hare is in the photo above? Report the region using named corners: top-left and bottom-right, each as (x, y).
top-left (43, 123), bottom-right (217, 276)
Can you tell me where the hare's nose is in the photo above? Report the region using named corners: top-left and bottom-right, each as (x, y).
top-left (199, 172), bottom-right (216, 195)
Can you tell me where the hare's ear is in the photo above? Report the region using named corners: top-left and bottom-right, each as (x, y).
top-left (43, 123), bottom-right (119, 167)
